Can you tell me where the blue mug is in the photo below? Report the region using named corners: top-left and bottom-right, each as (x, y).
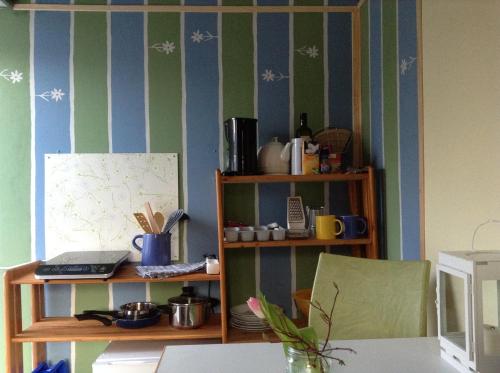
top-left (132, 233), bottom-right (171, 266)
top-left (339, 215), bottom-right (367, 239)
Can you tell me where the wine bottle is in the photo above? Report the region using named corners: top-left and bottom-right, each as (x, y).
top-left (295, 112), bottom-right (313, 141)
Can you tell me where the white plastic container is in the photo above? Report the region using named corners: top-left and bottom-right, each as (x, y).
top-left (239, 227), bottom-right (255, 242)
top-left (255, 226), bottom-right (270, 241)
top-left (271, 228), bottom-right (286, 241)
top-left (224, 227), bottom-right (239, 242)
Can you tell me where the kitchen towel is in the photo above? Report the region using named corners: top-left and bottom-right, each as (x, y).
top-left (136, 261), bottom-right (206, 279)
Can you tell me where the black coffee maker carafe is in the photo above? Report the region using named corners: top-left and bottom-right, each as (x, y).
top-left (224, 117), bottom-right (258, 175)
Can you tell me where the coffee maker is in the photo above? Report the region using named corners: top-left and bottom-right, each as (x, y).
top-left (223, 117), bottom-right (258, 175)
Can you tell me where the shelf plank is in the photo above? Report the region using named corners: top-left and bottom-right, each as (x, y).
top-left (11, 263), bottom-right (220, 285)
top-left (13, 315), bottom-right (222, 343)
top-left (220, 172), bottom-right (367, 184)
top-left (224, 238), bottom-right (370, 249)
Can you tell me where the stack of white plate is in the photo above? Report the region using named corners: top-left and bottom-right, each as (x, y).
top-left (230, 304), bottom-right (271, 332)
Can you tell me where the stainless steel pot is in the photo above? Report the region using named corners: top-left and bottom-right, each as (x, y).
top-left (167, 296), bottom-right (209, 329)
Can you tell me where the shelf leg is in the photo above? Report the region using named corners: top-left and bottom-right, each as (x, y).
top-left (4, 273), bottom-right (24, 373)
top-left (364, 167), bottom-right (379, 259)
top-left (351, 246), bottom-right (362, 258)
top-left (216, 169), bottom-right (228, 343)
top-left (31, 284), bottom-right (46, 367)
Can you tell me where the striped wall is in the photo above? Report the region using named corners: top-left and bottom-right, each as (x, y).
top-left (360, 0), bottom-right (421, 260)
top-left (0, 0), bottom-right (420, 370)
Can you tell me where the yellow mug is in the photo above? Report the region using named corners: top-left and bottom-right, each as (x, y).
top-left (315, 215), bottom-right (344, 239)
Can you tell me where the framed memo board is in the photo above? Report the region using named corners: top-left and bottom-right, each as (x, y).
top-left (45, 153), bottom-right (179, 261)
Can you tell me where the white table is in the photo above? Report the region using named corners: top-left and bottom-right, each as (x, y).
top-left (155, 337), bottom-right (458, 373)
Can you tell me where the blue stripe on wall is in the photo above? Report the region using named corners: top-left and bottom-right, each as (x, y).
top-left (110, 12), bottom-right (146, 153)
top-left (328, 13), bottom-right (352, 132)
top-left (113, 282), bottom-right (147, 306)
top-left (328, 12), bottom-right (352, 215)
top-left (34, 11), bottom-right (71, 261)
top-left (44, 284), bottom-right (71, 364)
top-left (369, 0), bottom-right (386, 257)
top-left (34, 8), bottom-right (72, 365)
top-left (369, 0), bottom-right (383, 169)
top-left (398, 0), bottom-right (420, 260)
top-left (257, 12), bottom-right (291, 315)
top-left (184, 12), bottom-right (219, 263)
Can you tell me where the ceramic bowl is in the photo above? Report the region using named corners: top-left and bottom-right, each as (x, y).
top-left (239, 227), bottom-right (255, 242)
top-left (224, 227), bottom-right (240, 242)
top-left (254, 226), bottom-right (270, 241)
top-left (271, 228), bottom-right (286, 241)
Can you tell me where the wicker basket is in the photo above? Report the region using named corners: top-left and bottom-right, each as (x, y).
top-left (313, 128), bottom-right (352, 154)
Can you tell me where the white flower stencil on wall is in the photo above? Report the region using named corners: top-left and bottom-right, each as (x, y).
top-left (36, 88), bottom-right (65, 102)
top-left (262, 69), bottom-right (289, 82)
top-left (296, 45), bottom-right (319, 58)
top-left (1, 69), bottom-right (23, 84)
top-left (191, 30), bottom-right (218, 43)
top-left (400, 56), bottom-right (416, 75)
top-left (150, 41), bottom-right (176, 54)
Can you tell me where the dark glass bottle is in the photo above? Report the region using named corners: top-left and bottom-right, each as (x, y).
top-left (295, 112), bottom-right (313, 141)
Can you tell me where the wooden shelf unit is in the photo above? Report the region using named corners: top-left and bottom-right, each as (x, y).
top-left (215, 167), bottom-right (379, 340)
top-left (3, 261), bottom-right (224, 372)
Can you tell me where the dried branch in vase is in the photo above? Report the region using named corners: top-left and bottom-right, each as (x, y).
top-left (247, 282), bottom-right (356, 372)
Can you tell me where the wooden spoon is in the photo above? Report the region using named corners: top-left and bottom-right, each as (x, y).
top-left (133, 213), bottom-right (153, 233)
top-left (144, 202), bottom-right (161, 234)
top-left (154, 212), bottom-right (165, 233)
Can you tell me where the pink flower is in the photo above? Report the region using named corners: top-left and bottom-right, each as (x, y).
top-left (247, 297), bottom-right (265, 319)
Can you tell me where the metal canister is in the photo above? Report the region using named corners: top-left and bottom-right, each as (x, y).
top-left (291, 138), bottom-right (304, 175)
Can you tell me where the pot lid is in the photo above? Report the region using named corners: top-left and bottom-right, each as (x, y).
top-left (168, 296), bottom-right (208, 305)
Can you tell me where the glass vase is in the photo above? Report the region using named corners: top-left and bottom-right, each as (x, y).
top-left (285, 346), bottom-right (326, 373)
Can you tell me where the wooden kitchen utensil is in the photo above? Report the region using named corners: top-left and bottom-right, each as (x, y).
top-left (144, 202), bottom-right (161, 234)
top-left (133, 213), bottom-right (153, 233)
top-left (154, 212), bottom-right (165, 232)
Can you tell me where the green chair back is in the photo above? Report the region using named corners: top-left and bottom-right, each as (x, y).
top-left (309, 253), bottom-right (430, 340)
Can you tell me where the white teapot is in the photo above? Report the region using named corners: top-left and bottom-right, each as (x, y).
top-left (257, 137), bottom-right (291, 175)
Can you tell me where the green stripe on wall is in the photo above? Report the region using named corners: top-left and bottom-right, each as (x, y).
top-left (148, 13), bottom-right (182, 154)
top-left (73, 12), bottom-right (108, 152)
top-left (150, 282), bottom-right (182, 303)
top-left (74, 343), bottom-right (107, 373)
top-left (361, 1), bottom-right (371, 166)
top-left (73, 3), bottom-right (110, 367)
top-left (0, 10), bottom-right (31, 266)
top-left (148, 12), bottom-right (185, 260)
top-left (382, 0), bottom-right (401, 260)
top-left (74, 284), bottom-right (109, 373)
top-left (222, 9), bottom-right (256, 307)
top-left (294, 10), bottom-right (325, 291)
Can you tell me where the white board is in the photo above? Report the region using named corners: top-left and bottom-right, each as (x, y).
top-left (45, 153), bottom-right (179, 261)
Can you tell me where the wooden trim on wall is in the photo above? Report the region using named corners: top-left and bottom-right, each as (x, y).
top-left (417, 0), bottom-right (425, 260)
top-left (356, 0), bottom-right (367, 9)
top-left (13, 4), bottom-right (357, 13)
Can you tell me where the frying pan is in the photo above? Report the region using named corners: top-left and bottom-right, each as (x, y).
top-left (74, 311), bottom-right (161, 328)
top-left (74, 301), bottom-right (161, 329)
top-left (83, 301), bottom-right (158, 320)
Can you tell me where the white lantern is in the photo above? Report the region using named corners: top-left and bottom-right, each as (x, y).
top-left (437, 251), bottom-right (500, 372)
